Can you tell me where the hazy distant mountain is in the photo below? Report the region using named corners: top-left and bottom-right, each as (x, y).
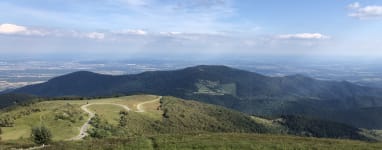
top-left (7, 65), bottom-right (382, 128)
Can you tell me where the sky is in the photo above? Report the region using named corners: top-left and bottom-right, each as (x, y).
top-left (1, 0), bottom-right (382, 60)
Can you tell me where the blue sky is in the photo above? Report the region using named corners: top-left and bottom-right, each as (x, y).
top-left (0, 0), bottom-right (382, 59)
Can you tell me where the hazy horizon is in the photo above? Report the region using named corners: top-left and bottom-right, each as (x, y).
top-left (2, 0), bottom-right (382, 91)
top-left (1, 0), bottom-right (382, 60)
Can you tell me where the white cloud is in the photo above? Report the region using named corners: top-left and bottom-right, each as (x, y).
top-left (0, 23), bottom-right (27, 34)
top-left (86, 32), bottom-right (105, 39)
top-left (348, 2), bottom-right (360, 9)
top-left (0, 23), bottom-right (46, 36)
top-left (174, 0), bottom-right (229, 10)
top-left (277, 33), bottom-right (330, 40)
top-left (348, 3), bottom-right (382, 19)
top-left (122, 0), bottom-right (149, 6)
top-left (159, 31), bottom-right (182, 36)
top-left (0, 0), bottom-right (240, 35)
top-left (115, 29), bottom-right (147, 35)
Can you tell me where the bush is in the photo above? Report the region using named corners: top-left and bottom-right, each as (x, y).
top-left (119, 111), bottom-right (128, 127)
top-left (31, 125), bottom-right (52, 144)
top-left (88, 128), bottom-right (111, 139)
top-left (89, 114), bottom-right (101, 128)
top-left (0, 115), bottom-right (14, 127)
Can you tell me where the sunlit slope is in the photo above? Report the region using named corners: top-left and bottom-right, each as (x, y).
top-left (0, 95), bottom-right (159, 141)
top-left (0, 94), bottom-right (376, 143)
top-left (0, 95), bottom-right (381, 150)
top-left (86, 96), bottom-right (372, 141)
top-left (0, 94), bottom-right (268, 141)
top-left (86, 96), bottom-right (268, 137)
top-left (5, 133), bottom-right (382, 150)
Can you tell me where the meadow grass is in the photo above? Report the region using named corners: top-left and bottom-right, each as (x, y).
top-left (1, 104), bottom-right (86, 141)
top-left (87, 104), bottom-right (125, 125)
top-left (151, 133), bottom-right (382, 150)
top-left (0, 95), bottom-right (160, 141)
top-left (1, 95), bottom-right (382, 149)
top-left (4, 133), bottom-right (378, 150)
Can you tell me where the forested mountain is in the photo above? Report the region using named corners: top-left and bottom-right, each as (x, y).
top-left (6, 65), bottom-right (382, 128)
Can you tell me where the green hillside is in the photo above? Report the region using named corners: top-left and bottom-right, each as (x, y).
top-left (159, 96), bottom-right (267, 133)
top-left (0, 95), bottom-right (380, 149)
top-left (85, 96), bottom-right (268, 138)
top-left (0, 100), bottom-right (86, 141)
top-left (0, 95), bottom-right (268, 142)
top-left (2, 133), bottom-right (382, 150)
top-left (83, 96), bottom-right (369, 141)
top-left (0, 95), bottom-right (158, 141)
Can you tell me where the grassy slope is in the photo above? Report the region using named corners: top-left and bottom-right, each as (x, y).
top-left (89, 96), bottom-right (372, 141)
top-left (1, 95), bottom-right (382, 149)
top-left (0, 95), bottom-right (159, 141)
top-left (159, 96), bottom-right (267, 133)
top-left (87, 104), bottom-right (126, 125)
top-left (2, 133), bottom-right (381, 150)
top-left (250, 116), bottom-right (286, 134)
top-left (85, 96), bottom-right (267, 137)
top-left (1, 103), bottom-right (85, 141)
top-left (151, 133), bottom-right (382, 150)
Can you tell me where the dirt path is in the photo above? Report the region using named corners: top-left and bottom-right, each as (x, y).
top-left (136, 96), bottom-right (162, 112)
top-left (16, 144), bottom-right (48, 150)
top-left (69, 96), bottom-right (161, 140)
top-left (69, 103), bottom-right (130, 140)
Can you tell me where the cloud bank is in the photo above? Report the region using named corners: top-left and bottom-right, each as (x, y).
top-left (0, 23), bottom-right (45, 36)
top-left (277, 33), bottom-right (330, 40)
top-left (0, 22), bottom-right (333, 58)
top-left (86, 32), bottom-right (105, 39)
top-left (348, 2), bottom-right (382, 19)
top-left (0, 23), bottom-right (27, 34)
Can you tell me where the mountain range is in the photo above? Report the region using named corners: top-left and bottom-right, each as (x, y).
top-left (4, 65), bottom-right (382, 129)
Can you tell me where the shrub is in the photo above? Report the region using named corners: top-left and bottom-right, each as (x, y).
top-left (0, 115), bottom-right (14, 127)
top-left (119, 115), bottom-right (127, 127)
top-left (31, 125), bottom-right (52, 144)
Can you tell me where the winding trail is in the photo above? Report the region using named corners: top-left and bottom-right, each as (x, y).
top-left (69, 96), bottom-right (162, 140)
top-left (69, 103), bottom-right (130, 140)
top-left (136, 96), bottom-right (162, 112)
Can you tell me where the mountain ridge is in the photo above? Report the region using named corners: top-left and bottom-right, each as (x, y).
top-left (5, 65), bottom-right (382, 128)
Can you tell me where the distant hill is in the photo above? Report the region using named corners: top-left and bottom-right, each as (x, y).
top-left (6, 65), bottom-right (382, 128)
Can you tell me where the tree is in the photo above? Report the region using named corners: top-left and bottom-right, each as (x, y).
top-left (89, 114), bottom-right (101, 128)
top-left (119, 115), bottom-right (128, 127)
top-left (88, 128), bottom-right (110, 138)
top-left (119, 111), bottom-right (128, 127)
top-left (31, 125), bottom-right (52, 144)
